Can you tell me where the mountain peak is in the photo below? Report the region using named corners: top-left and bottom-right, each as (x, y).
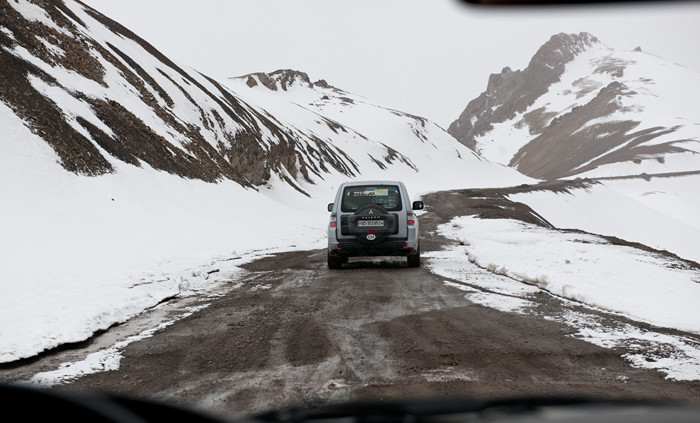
top-left (528, 32), bottom-right (599, 74)
top-left (449, 32), bottom-right (599, 150)
top-left (537, 32), bottom-right (598, 58)
top-left (448, 31), bottom-right (700, 180)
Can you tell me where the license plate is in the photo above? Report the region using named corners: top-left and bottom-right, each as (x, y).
top-left (358, 220), bottom-right (384, 227)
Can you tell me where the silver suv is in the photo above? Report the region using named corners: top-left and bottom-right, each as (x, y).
top-left (327, 181), bottom-right (424, 269)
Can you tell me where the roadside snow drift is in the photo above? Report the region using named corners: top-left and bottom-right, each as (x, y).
top-left (428, 215), bottom-right (700, 380)
top-left (434, 216), bottom-right (700, 334)
top-left (508, 181), bottom-right (700, 264)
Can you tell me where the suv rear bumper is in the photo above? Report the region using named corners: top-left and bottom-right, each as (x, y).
top-left (328, 238), bottom-right (417, 257)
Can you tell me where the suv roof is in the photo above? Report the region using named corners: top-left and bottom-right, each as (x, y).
top-left (339, 180), bottom-right (403, 187)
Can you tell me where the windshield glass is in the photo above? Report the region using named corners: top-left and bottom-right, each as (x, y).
top-left (4, 0), bottom-right (700, 420)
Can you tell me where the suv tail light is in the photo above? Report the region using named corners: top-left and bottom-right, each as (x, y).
top-left (330, 213), bottom-right (337, 227)
top-left (407, 212), bottom-right (415, 225)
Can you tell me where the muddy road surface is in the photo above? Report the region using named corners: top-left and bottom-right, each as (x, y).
top-left (10, 184), bottom-right (700, 417)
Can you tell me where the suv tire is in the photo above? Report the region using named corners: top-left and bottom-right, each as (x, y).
top-left (328, 252), bottom-right (343, 269)
top-left (407, 244), bottom-right (420, 268)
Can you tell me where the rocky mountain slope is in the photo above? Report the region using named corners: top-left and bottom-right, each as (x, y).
top-left (225, 68), bottom-right (496, 187)
top-left (1, 0), bottom-right (520, 197)
top-left (448, 32), bottom-right (700, 180)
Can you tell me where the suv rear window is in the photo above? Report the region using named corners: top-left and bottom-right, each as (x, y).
top-left (341, 185), bottom-right (402, 212)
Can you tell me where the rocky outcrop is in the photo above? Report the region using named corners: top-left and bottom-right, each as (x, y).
top-left (240, 69), bottom-right (338, 92)
top-left (510, 80), bottom-right (689, 180)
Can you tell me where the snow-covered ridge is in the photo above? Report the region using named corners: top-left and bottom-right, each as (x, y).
top-left (238, 69), bottom-right (340, 94)
top-left (1, 0), bottom-right (520, 193)
top-left (225, 68), bottom-right (497, 184)
top-left (448, 32), bottom-right (700, 180)
top-left (448, 32), bottom-right (599, 152)
top-left (508, 177), bottom-right (700, 264)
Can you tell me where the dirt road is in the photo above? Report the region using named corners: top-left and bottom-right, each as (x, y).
top-left (17, 185), bottom-right (700, 417)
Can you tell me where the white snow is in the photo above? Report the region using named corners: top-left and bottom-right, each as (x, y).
top-left (0, 99), bottom-right (329, 363)
top-left (428, 216), bottom-right (700, 380)
top-left (35, 36), bottom-right (65, 57)
top-left (435, 216), bottom-right (700, 333)
top-left (7, 0), bottom-right (68, 34)
top-left (508, 182), bottom-right (700, 263)
top-left (600, 174), bottom-right (700, 230)
top-left (26, 304), bottom-right (209, 387)
top-left (0, 26), bottom-right (15, 40)
top-left (474, 110), bottom-right (533, 165)
top-left (576, 151), bottom-right (700, 178)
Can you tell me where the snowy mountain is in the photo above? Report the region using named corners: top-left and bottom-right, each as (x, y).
top-left (445, 32), bottom-right (700, 351)
top-left (0, 0), bottom-right (522, 193)
top-left (0, 0), bottom-right (529, 363)
top-left (444, 32), bottom-right (700, 266)
top-left (225, 68), bottom-right (500, 187)
top-left (448, 32), bottom-right (700, 180)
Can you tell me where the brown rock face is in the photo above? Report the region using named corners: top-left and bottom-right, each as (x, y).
top-left (1, 0), bottom-right (113, 176)
top-left (237, 69), bottom-right (342, 93)
top-left (510, 81), bottom-right (689, 180)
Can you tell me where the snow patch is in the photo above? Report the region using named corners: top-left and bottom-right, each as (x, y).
top-left (428, 216), bottom-right (700, 381)
top-left (7, 0), bottom-right (68, 34)
top-left (436, 216), bottom-right (700, 334)
top-left (509, 182), bottom-right (700, 263)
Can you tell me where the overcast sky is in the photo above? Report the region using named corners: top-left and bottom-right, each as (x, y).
top-left (80, 0), bottom-right (700, 128)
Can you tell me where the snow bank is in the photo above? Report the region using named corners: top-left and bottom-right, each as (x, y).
top-left (0, 101), bottom-right (327, 363)
top-left (427, 217), bottom-right (700, 381)
top-left (600, 174), bottom-right (700, 231)
top-left (435, 216), bottom-right (700, 335)
top-left (508, 182), bottom-right (700, 263)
